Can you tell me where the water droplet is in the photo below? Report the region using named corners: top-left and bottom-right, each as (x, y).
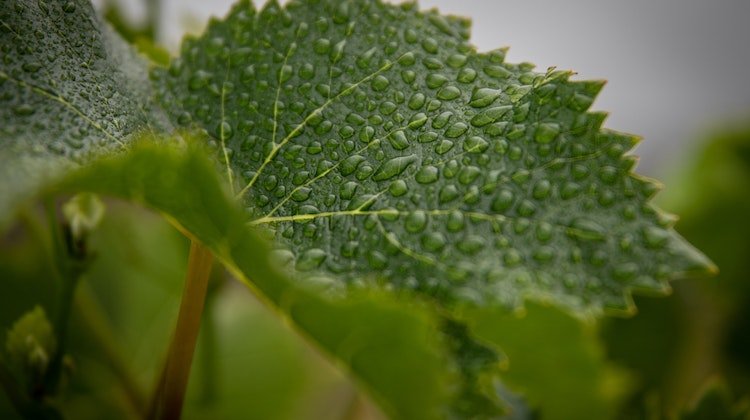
top-left (219, 121), bottom-right (233, 140)
top-left (432, 111), bottom-right (453, 129)
top-left (333, 1), bottom-right (350, 23)
top-left (296, 248), bottom-right (327, 271)
top-left (517, 200), bottom-right (536, 216)
top-left (269, 62), bottom-right (290, 85)
top-left (470, 88), bottom-right (502, 108)
top-left (372, 75), bottom-right (390, 91)
top-left (533, 246), bottom-right (555, 263)
top-left (405, 211), bottom-right (428, 233)
top-left (373, 155), bottom-right (418, 181)
top-left (421, 37), bottom-right (438, 54)
top-left (560, 182), bottom-right (581, 199)
top-left (188, 70), bottom-right (211, 91)
top-left (408, 112), bottom-right (428, 129)
top-left (419, 132), bottom-right (438, 143)
top-left (416, 165), bottom-right (439, 184)
top-left (532, 180), bottom-right (551, 200)
top-left (534, 123), bottom-right (560, 144)
top-left (399, 52), bottom-right (416, 66)
top-left (435, 140), bottom-right (454, 155)
top-left (536, 222), bottom-right (553, 242)
top-left (511, 170), bottom-right (530, 184)
top-left (444, 122), bottom-right (468, 138)
top-left (457, 68), bottom-right (477, 83)
top-left (408, 93), bottom-right (426, 110)
top-left (642, 226), bottom-right (668, 249)
top-left (340, 155), bottom-right (366, 176)
top-left (421, 232), bottom-right (446, 252)
top-left (426, 73), bottom-right (449, 89)
top-left (428, 14), bottom-right (455, 36)
top-left (368, 250), bottom-right (388, 269)
top-left (401, 70), bottom-right (417, 84)
top-left (463, 136), bottom-right (488, 153)
top-left (388, 130), bottom-right (409, 150)
top-left (484, 65), bottom-right (511, 79)
top-left (313, 38), bottom-right (331, 54)
top-left (12, 104), bottom-right (34, 116)
top-left (447, 54), bottom-right (468, 68)
top-left (598, 166), bottom-right (619, 184)
top-left (389, 180), bottom-right (408, 196)
top-left (437, 86), bottom-right (461, 100)
top-left (568, 218), bottom-right (606, 241)
top-left (292, 187), bottom-right (312, 202)
top-left (22, 62), bottom-right (42, 73)
top-left (458, 166), bottom-right (481, 185)
top-left (458, 235), bottom-right (484, 255)
top-left (504, 250), bottom-right (522, 267)
top-left (613, 263), bottom-right (638, 281)
top-left (331, 40), bottom-right (346, 63)
top-left (470, 106), bottom-right (511, 127)
top-left (492, 189), bottom-right (514, 211)
top-left (439, 185), bottom-right (459, 203)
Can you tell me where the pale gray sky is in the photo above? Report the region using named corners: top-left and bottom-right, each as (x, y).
top-left (107, 0), bottom-right (750, 176)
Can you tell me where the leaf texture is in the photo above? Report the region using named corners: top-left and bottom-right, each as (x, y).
top-left (153, 0), bottom-right (714, 314)
top-left (0, 0), bottom-right (166, 217)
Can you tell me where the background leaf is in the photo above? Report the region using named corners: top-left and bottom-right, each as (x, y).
top-left (153, 0), bottom-right (713, 315)
top-left (465, 303), bottom-right (627, 420)
top-left (0, 0), bottom-right (167, 219)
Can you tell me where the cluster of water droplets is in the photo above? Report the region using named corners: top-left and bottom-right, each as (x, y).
top-left (1, 0), bottom-right (160, 162)
top-left (154, 0), bottom-right (687, 311)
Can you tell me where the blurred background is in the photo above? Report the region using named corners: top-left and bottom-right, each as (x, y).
top-left (2, 0), bottom-right (749, 418)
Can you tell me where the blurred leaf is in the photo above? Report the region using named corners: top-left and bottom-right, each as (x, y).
top-left (680, 382), bottom-right (749, 420)
top-left (464, 303), bottom-right (626, 420)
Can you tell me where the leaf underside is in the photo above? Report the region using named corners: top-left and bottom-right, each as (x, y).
top-left (153, 0), bottom-right (713, 314)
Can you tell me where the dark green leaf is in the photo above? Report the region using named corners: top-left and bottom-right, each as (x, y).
top-left (0, 0), bottom-right (167, 218)
top-left (153, 0), bottom-right (714, 315)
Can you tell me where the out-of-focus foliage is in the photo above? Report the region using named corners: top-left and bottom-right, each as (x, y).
top-left (464, 303), bottom-right (627, 420)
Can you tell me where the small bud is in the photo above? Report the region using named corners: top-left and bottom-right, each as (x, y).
top-left (62, 193), bottom-right (105, 242)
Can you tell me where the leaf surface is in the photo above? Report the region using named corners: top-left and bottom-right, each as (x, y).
top-left (0, 0), bottom-right (166, 218)
top-left (153, 0), bottom-right (714, 314)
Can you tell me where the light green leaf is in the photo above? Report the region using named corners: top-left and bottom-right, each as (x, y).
top-left (463, 303), bottom-right (628, 420)
top-left (0, 0), bottom-right (167, 219)
top-left (153, 0), bottom-right (714, 314)
top-left (50, 140), bottom-right (453, 420)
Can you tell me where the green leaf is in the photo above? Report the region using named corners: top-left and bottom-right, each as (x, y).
top-left (49, 140), bottom-right (454, 420)
top-left (680, 381), bottom-right (750, 420)
top-left (463, 303), bottom-right (627, 419)
top-left (153, 0), bottom-right (714, 315)
top-left (0, 0), bottom-right (167, 219)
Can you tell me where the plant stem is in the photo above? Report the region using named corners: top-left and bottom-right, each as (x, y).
top-left (150, 240), bottom-right (214, 419)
